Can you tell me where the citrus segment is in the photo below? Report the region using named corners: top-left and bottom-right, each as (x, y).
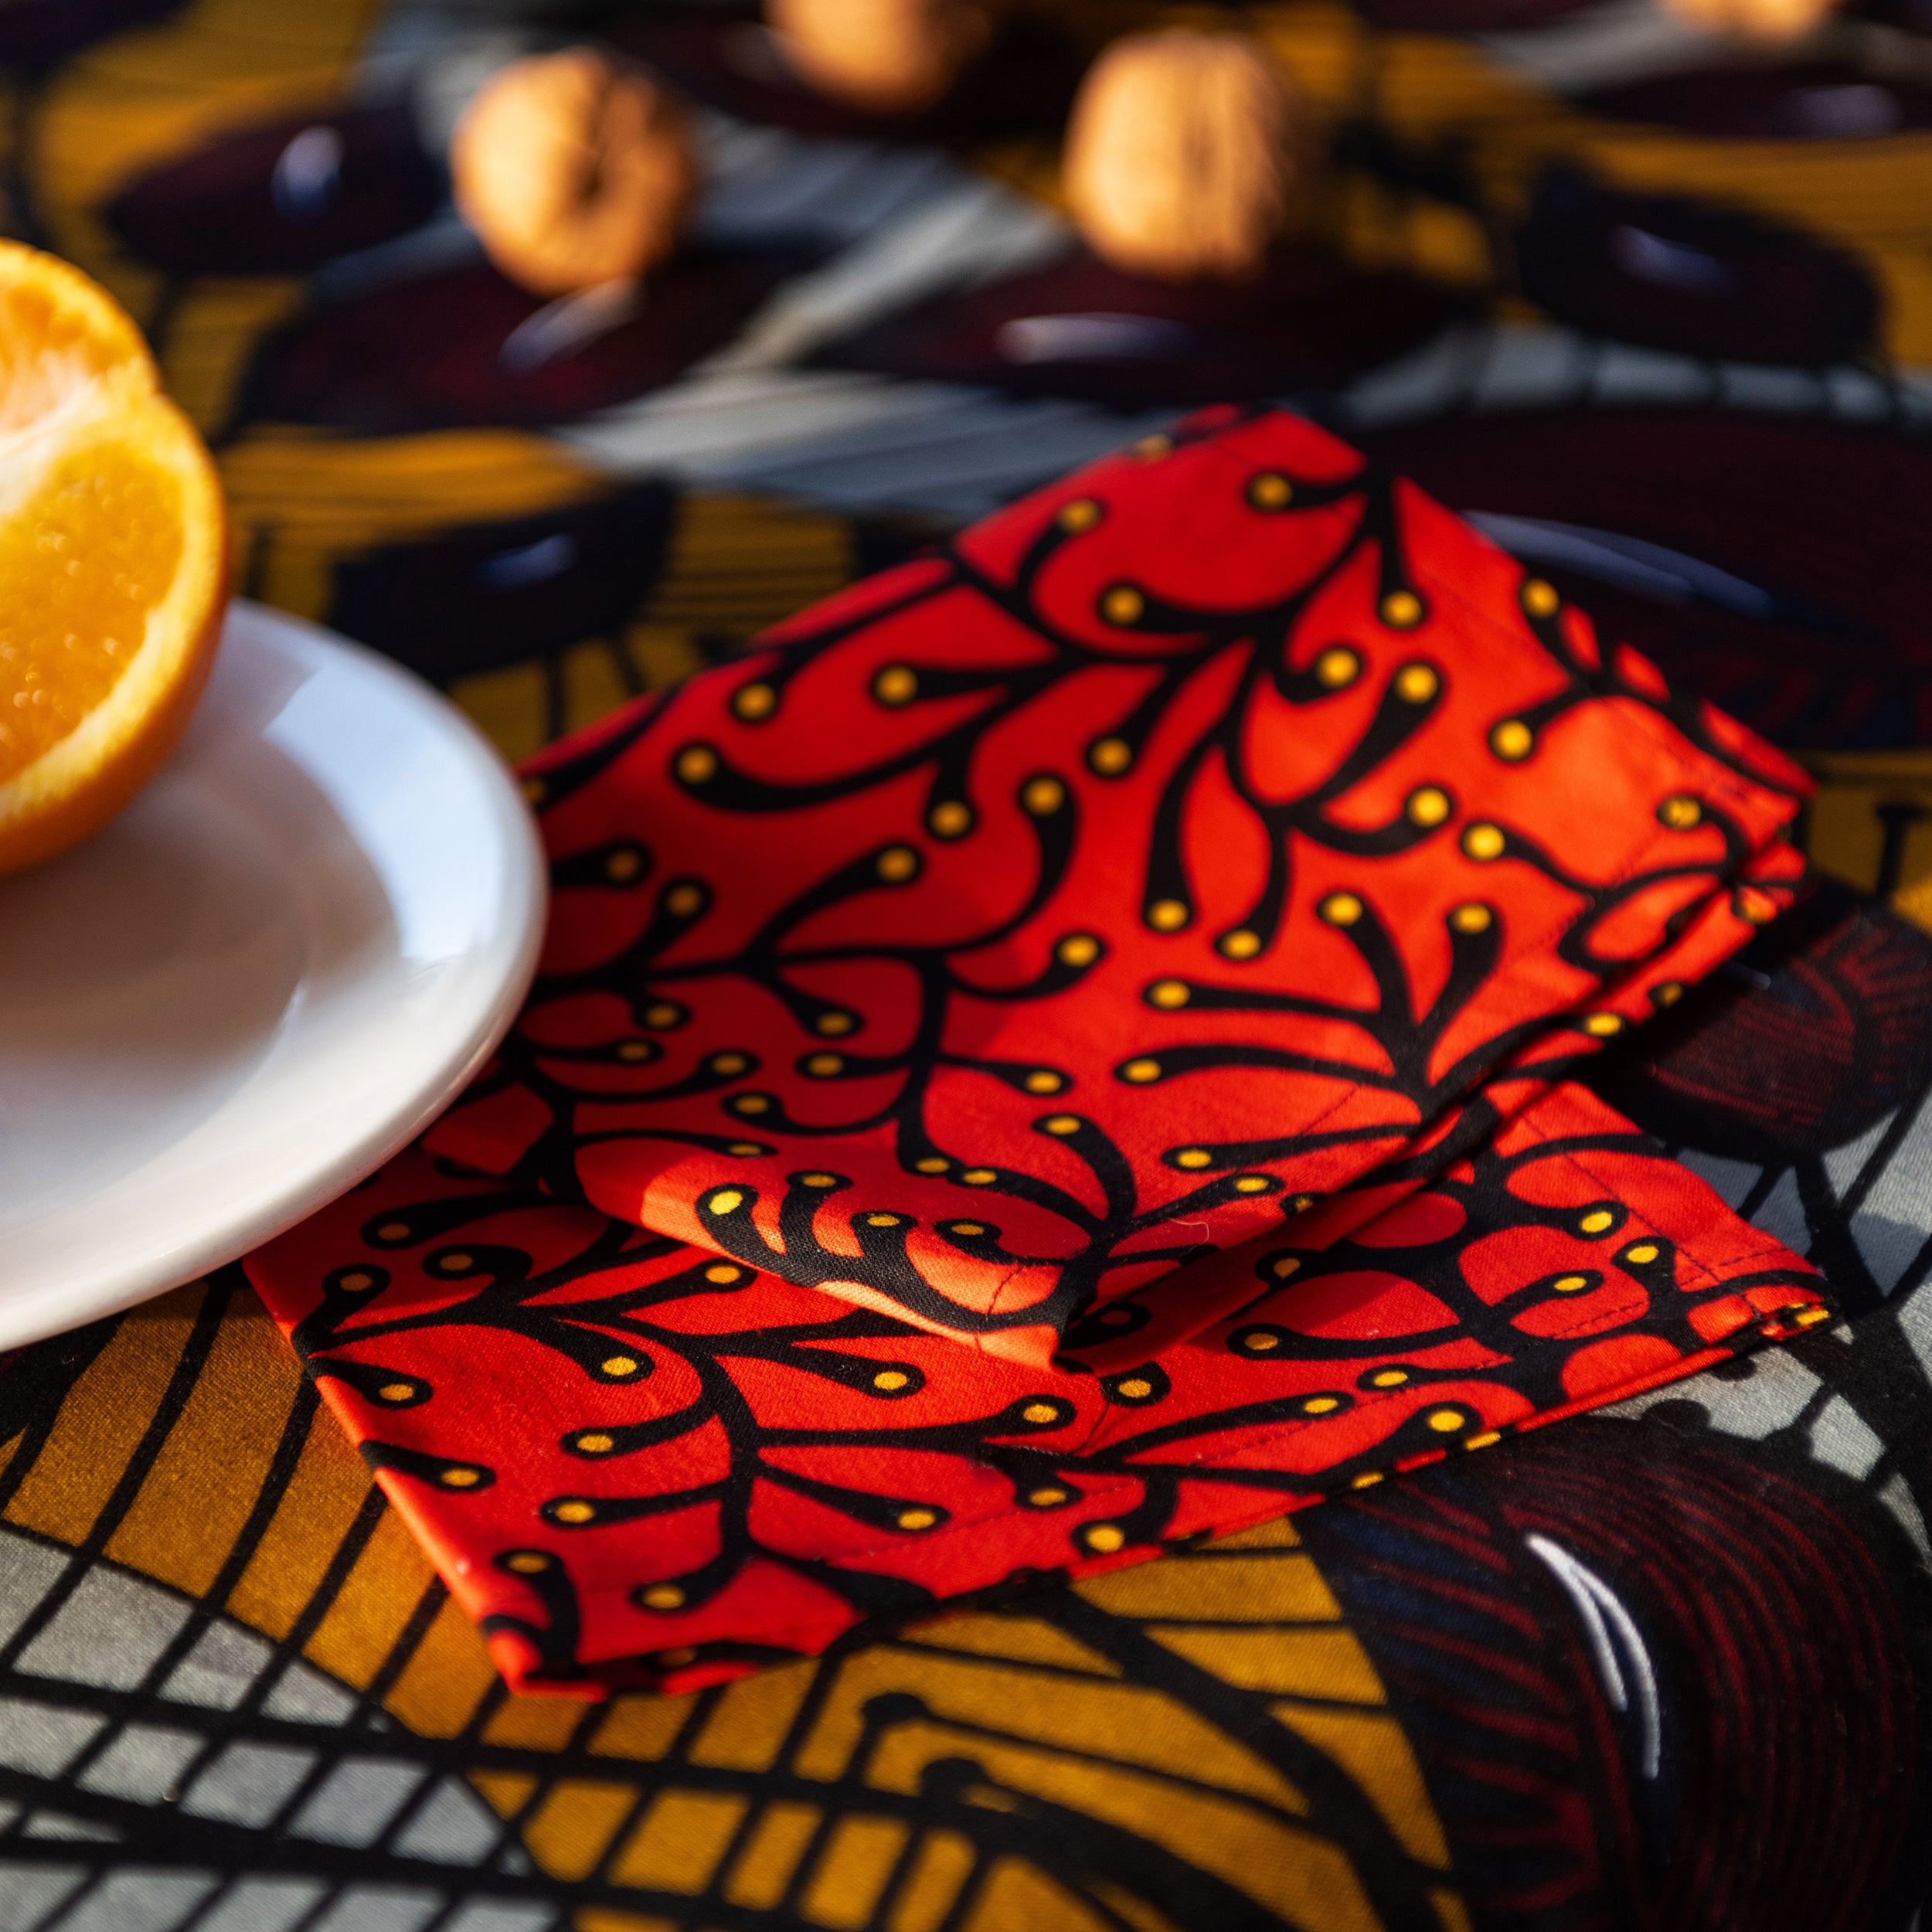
top-left (0, 240), bottom-right (226, 874)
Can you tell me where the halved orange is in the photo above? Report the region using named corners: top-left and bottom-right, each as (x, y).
top-left (0, 240), bottom-right (226, 875)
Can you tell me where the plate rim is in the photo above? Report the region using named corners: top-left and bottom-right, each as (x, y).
top-left (0, 598), bottom-right (549, 1351)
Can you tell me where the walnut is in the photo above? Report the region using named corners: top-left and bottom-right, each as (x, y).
top-left (1063, 29), bottom-right (1311, 283)
top-left (451, 49), bottom-right (696, 297)
top-left (1655, 0), bottom-right (1840, 38)
top-left (766, 0), bottom-right (998, 115)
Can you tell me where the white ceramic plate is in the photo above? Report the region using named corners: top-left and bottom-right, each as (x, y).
top-left (0, 600), bottom-right (547, 1350)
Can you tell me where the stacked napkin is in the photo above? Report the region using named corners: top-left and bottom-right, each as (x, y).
top-left (250, 406), bottom-right (1828, 1694)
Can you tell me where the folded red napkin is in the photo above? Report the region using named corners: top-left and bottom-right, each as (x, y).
top-left (248, 405), bottom-right (1829, 1694)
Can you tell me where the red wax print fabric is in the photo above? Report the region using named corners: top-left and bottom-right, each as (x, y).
top-left (245, 405), bottom-right (1836, 1696)
top-left (426, 406), bottom-right (1811, 1369)
top-left (250, 1092), bottom-right (1826, 1697)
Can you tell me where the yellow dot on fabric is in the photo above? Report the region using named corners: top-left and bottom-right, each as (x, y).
top-left (1395, 663), bottom-right (1439, 704)
top-left (1085, 1525), bottom-right (1127, 1553)
top-left (1149, 979), bottom-right (1189, 1009)
top-left (1522, 578), bottom-right (1560, 618)
top-left (1304, 1396), bottom-right (1339, 1414)
top-left (616, 1041), bottom-right (653, 1062)
top-left (1797, 1307), bottom-right (1833, 1326)
top-left (1427, 1410), bottom-right (1465, 1434)
top-left (1321, 892), bottom-right (1363, 927)
top-left (709, 1190), bottom-right (744, 1215)
top-left (1123, 1059), bottom-right (1162, 1083)
top-left (711, 1053), bottom-right (747, 1076)
top-left (1462, 823), bottom-right (1505, 862)
top-left (1233, 1176), bottom-right (1270, 1194)
top-left (729, 1142), bottom-right (764, 1158)
top-left (898, 1509), bottom-right (937, 1530)
top-left (1624, 1243), bottom-right (1661, 1265)
top-left (507, 1553), bottom-right (549, 1574)
top-left (1023, 1402), bottom-right (1062, 1423)
top-left (915, 1157), bottom-right (950, 1174)
top-left (873, 1370), bottom-right (910, 1390)
top-left (553, 1499), bottom-right (594, 1522)
top-left (379, 1383), bottom-right (413, 1403)
top-left (602, 1356), bottom-right (639, 1376)
top-left (665, 886), bottom-right (702, 917)
top-left (962, 1168), bottom-right (997, 1185)
top-left (734, 682), bottom-right (777, 720)
top-left (1465, 1430), bottom-right (1502, 1451)
top-left (1490, 719), bottom-right (1532, 761)
top-left (865, 1213), bottom-right (900, 1228)
top-left (340, 1271), bottom-right (374, 1292)
top-left (1371, 1369), bottom-right (1409, 1387)
top-left (1219, 929), bottom-right (1261, 960)
top-left (1381, 590), bottom-right (1423, 628)
top-left (1175, 1148), bottom-right (1211, 1168)
top-left (645, 1004), bottom-right (681, 1028)
top-left (1450, 903), bottom-right (1492, 935)
top-left (1315, 647), bottom-right (1359, 689)
top-left (1352, 1471), bottom-right (1384, 1489)
top-left (1101, 1307), bottom-right (1134, 1324)
top-left (951, 1223), bottom-right (985, 1237)
top-left (1740, 891), bottom-right (1776, 923)
top-left (1059, 497), bottom-right (1102, 531)
top-left (443, 1468), bottom-right (482, 1488)
top-left (1102, 586), bottom-right (1145, 625)
top-left (1407, 787), bottom-right (1451, 828)
top-left (1024, 1071), bottom-right (1063, 1094)
top-left (1134, 434), bottom-right (1172, 460)
top-left (803, 1172), bottom-right (838, 1188)
top-left (657, 1647), bottom-right (697, 1667)
top-left (1272, 1257), bottom-right (1301, 1281)
top-left (1660, 794), bottom-right (1702, 829)
top-left (1583, 1013), bottom-right (1623, 1038)
top-left (1023, 777), bottom-right (1065, 815)
top-left (1553, 1275), bottom-right (1590, 1295)
top-left (1655, 982), bottom-right (1683, 1008)
top-left (1090, 736), bottom-right (1131, 774)
top-left (376, 1223), bottom-right (409, 1240)
top-left (877, 846), bottom-right (918, 883)
top-left (873, 665), bottom-right (917, 705)
top-left (577, 1433), bottom-right (614, 1453)
top-left (1043, 1114), bottom-right (1080, 1136)
top-left (805, 1053), bottom-right (844, 1077)
top-left (1245, 1331), bottom-right (1282, 1350)
top-left (1117, 1379), bottom-right (1153, 1399)
top-left (1293, 1196), bottom-right (1315, 1213)
top-left (1580, 1209), bottom-right (1615, 1234)
top-left (704, 1264), bottom-right (741, 1284)
top-left (1248, 471), bottom-right (1293, 509)
top-left (1148, 899), bottom-right (1189, 931)
top-left (675, 746), bottom-right (716, 784)
top-left (439, 1253), bottom-right (472, 1273)
top-left (1058, 934), bottom-right (1100, 967)
top-left (606, 849), bottom-right (642, 882)
top-left (1030, 1487), bottom-right (1068, 1506)
top-left (817, 1013), bottom-right (855, 1038)
top-left (929, 800), bottom-right (971, 838)
top-left (642, 1584), bottom-right (685, 1610)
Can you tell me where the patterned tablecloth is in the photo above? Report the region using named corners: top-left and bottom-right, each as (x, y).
top-left (5, 3), bottom-right (1932, 1929)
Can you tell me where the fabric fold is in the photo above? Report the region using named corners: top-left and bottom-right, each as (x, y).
top-left (244, 403), bottom-right (1836, 1696)
top-left (252, 1079), bottom-right (1826, 1696)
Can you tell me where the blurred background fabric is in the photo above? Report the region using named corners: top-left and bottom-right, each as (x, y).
top-left (6, 2), bottom-right (1932, 1928)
